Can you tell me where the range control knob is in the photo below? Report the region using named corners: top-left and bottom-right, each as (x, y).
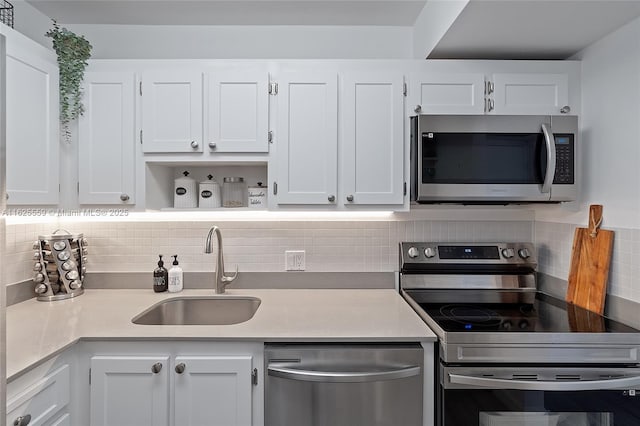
top-left (518, 248), bottom-right (531, 259)
top-left (501, 248), bottom-right (515, 259)
top-left (407, 247), bottom-right (420, 258)
top-left (424, 247), bottom-right (437, 258)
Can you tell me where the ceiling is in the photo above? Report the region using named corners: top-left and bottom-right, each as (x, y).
top-left (25, 0), bottom-right (640, 59)
top-left (429, 0), bottom-right (640, 59)
top-left (24, 0), bottom-right (427, 26)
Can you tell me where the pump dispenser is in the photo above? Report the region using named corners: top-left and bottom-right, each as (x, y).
top-left (153, 255), bottom-right (168, 292)
top-left (168, 255), bottom-right (184, 293)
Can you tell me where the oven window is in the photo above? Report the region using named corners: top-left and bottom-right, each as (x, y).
top-left (422, 132), bottom-right (546, 184)
top-left (440, 389), bottom-right (638, 426)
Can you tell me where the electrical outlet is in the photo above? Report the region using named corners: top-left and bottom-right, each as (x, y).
top-left (285, 250), bottom-right (305, 271)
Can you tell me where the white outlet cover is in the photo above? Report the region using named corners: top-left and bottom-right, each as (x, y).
top-left (285, 250), bottom-right (305, 271)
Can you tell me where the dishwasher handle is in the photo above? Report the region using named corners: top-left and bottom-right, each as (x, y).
top-left (267, 364), bottom-right (421, 383)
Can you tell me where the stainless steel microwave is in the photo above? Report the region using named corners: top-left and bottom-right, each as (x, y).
top-left (410, 115), bottom-right (578, 203)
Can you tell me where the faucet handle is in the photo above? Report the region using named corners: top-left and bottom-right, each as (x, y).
top-left (222, 265), bottom-right (239, 284)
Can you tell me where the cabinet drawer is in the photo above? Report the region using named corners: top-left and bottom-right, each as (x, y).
top-left (7, 364), bottom-right (70, 426)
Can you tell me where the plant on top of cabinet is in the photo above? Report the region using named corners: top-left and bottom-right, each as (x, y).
top-left (45, 20), bottom-right (92, 141)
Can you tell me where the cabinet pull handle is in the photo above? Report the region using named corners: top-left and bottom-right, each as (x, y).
top-left (328, 195), bottom-right (336, 203)
top-left (151, 362), bottom-right (163, 374)
top-left (175, 363), bottom-right (186, 374)
top-left (120, 194), bottom-right (130, 202)
top-left (346, 195), bottom-right (354, 202)
top-left (414, 105), bottom-right (422, 113)
top-left (14, 414), bottom-right (32, 426)
top-left (208, 142), bottom-right (216, 150)
top-left (560, 105), bottom-right (571, 114)
top-left (190, 141), bottom-right (199, 149)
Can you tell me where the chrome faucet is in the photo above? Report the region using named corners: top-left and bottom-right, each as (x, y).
top-left (204, 226), bottom-right (238, 294)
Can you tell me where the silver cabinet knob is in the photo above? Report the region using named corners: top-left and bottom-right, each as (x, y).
top-left (208, 142), bottom-right (216, 150)
top-left (346, 195), bottom-right (354, 202)
top-left (560, 105), bottom-right (571, 114)
top-left (175, 363), bottom-right (186, 374)
top-left (151, 362), bottom-right (163, 374)
top-left (190, 140), bottom-right (199, 149)
top-left (120, 194), bottom-right (130, 202)
top-left (328, 195), bottom-right (336, 202)
top-left (414, 105), bottom-right (422, 113)
top-left (14, 414), bottom-right (32, 426)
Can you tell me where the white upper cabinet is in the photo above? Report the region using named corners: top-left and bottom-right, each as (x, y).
top-left (4, 27), bottom-right (59, 205)
top-left (409, 73), bottom-right (485, 115)
top-left (275, 72), bottom-right (338, 204)
top-left (79, 72), bottom-right (136, 205)
top-left (173, 356), bottom-right (253, 426)
top-left (410, 71), bottom-right (571, 115)
top-left (341, 73), bottom-right (405, 205)
top-left (206, 71), bottom-right (269, 153)
top-left (491, 73), bottom-right (570, 115)
top-left (90, 356), bottom-right (170, 426)
top-left (141, 71), bottom-right (203, 153)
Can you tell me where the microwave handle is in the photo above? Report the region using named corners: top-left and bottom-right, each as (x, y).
top-left (540, 123), bottom-right (556, 194)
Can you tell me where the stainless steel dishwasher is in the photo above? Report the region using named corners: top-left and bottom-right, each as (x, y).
top-left (265, 343), bottom-right (423, 426)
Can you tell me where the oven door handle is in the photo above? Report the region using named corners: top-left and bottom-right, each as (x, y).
top-left (449, 372), bottom-right (640, 391)
top-left (540, 122), bottom-right (556, 194)
top-left (268, 364), bottom-right (421, 383)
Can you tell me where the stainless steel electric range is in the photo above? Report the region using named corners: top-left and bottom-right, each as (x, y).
top-left (400, 242), bottom-right (640, 426)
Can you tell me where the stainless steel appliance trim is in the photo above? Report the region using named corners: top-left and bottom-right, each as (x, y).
top-left (442, 343), bottom-right (640, 364)
top-left (540, 122), bottom-right (555, 194)
top-left (400, 242), bottom-right (537, 267)
top-left (267, 364), bottom-right (421, 383)
top-left (400, 274), bottom-right (536, 290)
top-left (448, 372), bottom-right (640, 391)
top-left (444, 366), bottom-right (640, 391)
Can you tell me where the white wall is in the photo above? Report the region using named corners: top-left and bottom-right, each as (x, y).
top-left (65, 24), bottom-right (413, 59)
top-left (9, 0), bottom-right (51, 47)
top-left (412, 0), bottom-right (469, 59)
top-left (535, 15), bottom-right (640, 304)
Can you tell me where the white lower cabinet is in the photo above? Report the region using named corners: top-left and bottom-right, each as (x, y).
top-left (174, 356), bottom-right (253, 426)
top-left (90, 356), bottom-right (170, 426)
top-left (87, 342), bottom-right (262, 426)
top-left (6, 364), bottom-right (70, 426)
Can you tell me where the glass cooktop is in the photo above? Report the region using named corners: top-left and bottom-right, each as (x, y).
top-left (409, 290), bottom-right (640, 334)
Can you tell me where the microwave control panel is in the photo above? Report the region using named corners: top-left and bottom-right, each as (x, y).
top-left (553, 134), bottom-right (575, 184)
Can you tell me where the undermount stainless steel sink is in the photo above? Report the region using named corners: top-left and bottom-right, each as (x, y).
top-left (132, 296), bottom-right (261, 325)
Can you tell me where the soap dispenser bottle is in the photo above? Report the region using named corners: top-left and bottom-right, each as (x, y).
top-left (153, 255), bottom-right (168, 293)
top-left (168, 255), bottom-right (184, 293)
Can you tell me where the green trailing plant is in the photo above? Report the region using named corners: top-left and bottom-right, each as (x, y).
top-left (45, 20), bottom-right (92, 142)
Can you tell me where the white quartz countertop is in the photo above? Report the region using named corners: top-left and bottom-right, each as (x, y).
top-left (7, 288), bottom-right (436, 379)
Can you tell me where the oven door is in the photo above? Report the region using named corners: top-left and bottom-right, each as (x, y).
top-left (439, 365), bottom-right (640, 426)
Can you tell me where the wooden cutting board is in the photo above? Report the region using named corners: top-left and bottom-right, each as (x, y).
top-left (566, 205), bottom-right (614, 315)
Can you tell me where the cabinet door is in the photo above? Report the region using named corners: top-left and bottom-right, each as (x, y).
top-left (409, 73), bottom-right (485, 115)
top-left (141, 71), bottom-right (202, 153)
top-left (276, 72), bottom-right (338, 204)
top-left (79, 72), bottom-right (136, 205)
top-left (342, 73), bottom-right (404, 205)
top-left (5, 32), bottom-right (59, 204)
top-left (206, 71), bottom-right (269, 153)
top-left (174, 356), bottom-right (253, 426)
top-left (492, 73), bottom-right (569, 115)
top-left (90, 356), bottom-right (170, 426)
top-left (7, 364), bottom-right (69, 426)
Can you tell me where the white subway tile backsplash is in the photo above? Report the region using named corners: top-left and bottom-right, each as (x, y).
top-left (5, 218), bottom-right (533, 286)
top-left (535, 221), bottom-right (640, 303)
